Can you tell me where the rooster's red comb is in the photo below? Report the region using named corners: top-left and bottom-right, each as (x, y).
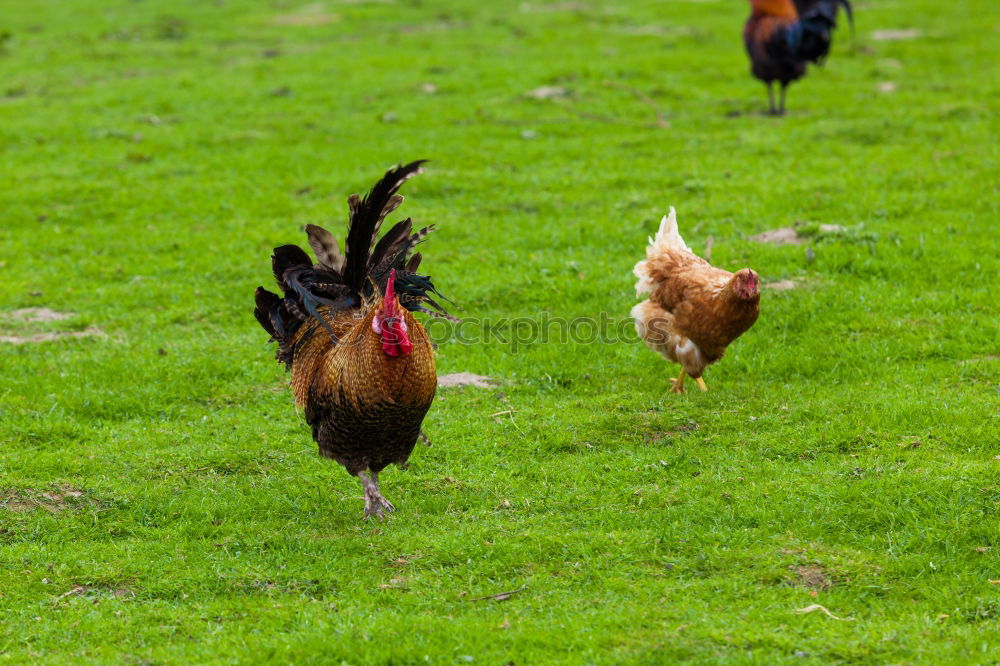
top-left (383, 269), bottom-right (399, 313)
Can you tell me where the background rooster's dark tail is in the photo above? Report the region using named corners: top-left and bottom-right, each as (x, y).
top-left (796, 0), bottom-right (853, 62)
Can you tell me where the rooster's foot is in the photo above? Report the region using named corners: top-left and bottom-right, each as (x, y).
top-left (363, 488), bottom-right (396, 519)
top-left (359, 471), bottom-right (396, 519)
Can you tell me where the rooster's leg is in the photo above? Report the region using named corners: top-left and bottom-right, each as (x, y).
top-left (766, 82), bottom-right (776, 115)
top-left (358, 470), bottom-right (396, 519)
top-left (370, 472), bottom-right (396, 514)
top-left (778, 83), bottom-right (787, 116)
top-left (694, 377), bottom-right (708, 392)
top-left (669, 369), bottom-right (687, 394)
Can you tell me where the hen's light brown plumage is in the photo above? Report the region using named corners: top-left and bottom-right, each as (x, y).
top-left (254, 161), bottom-right (450, 517)
top-left (631, 208), bottom-right (760, 394)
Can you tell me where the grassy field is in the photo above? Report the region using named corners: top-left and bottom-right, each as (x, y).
top-left (1, 0), bottom-right (998, 662)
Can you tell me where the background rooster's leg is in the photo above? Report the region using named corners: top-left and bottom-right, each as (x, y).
top-left (778, 83), bottom-right (788, 115)
top-left (418, 430), bottom-right (432, 447)
top-left (766, 82), bottom-right (776, 115)
top-left (669, 369), bottom-right (687, 394)
top-left (694, 377), bottom-right (708, 392)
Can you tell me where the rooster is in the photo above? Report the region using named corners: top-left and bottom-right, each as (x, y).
top-left (254, 161), bottom-right (451, 518)
top-left (744, 0), bottom-right (854, 115)
top-left (631, 208), bottom-right (760, 394)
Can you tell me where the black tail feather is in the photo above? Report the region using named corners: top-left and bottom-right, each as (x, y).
top-left (368, 218), bottom-right (414, 277)
top-left (343, 160), bottom-right (427, 291)
top-left (790, 0), bottom-right (853, 63)
top-left (254, 287), bottom-right (281, 340)
top-left (839, 0), bottom-right (854, 35)
top-left (255, 160), bottom-right (452, 365)
top-left (272, 245), bottom-right (312, 287)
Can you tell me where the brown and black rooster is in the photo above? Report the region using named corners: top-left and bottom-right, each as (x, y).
top-left (744, 0), bottom-right (854, 115)
top-left (254, 161), bottom-right (451, 518)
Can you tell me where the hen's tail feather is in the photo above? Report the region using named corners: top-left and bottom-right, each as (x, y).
top-left (343, 160), bottom-right (427, 291)
top-left (649, 207), bottom-right (690, 255)
top-left (634, 207), bottom-right (693, 296)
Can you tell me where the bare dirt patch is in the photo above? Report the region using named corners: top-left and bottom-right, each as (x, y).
top-left (750, 225), bottom-right (846, 245)
top-left (57, 584), bottom-right (135, 601)
top-left (0, 327), bottom-right (105, 344)
top-left (750, 228), bottom-right (800, 245)
top-left (1, 486), bottom-right (90, 513)
top-left (871, 29), bottom-right (921, 41)
top-left (787, 565), bottom-right (832, 590)
top-left (438, 373), bottom-right (496, 388)
top-left (645, 421), bottom-right (698, 444)
top-left (6, 308), bottom-right (73, 322)
top-left (520, 2), bottom-right (590, 12)
top-left (959, 356), bottom-right (998, 365)
top-left (273, 4), bottom-right (339, 25)
top-left (1, 308), bottom-right (106, 344)
top-left (525, 86), bottom-right (570, 100)
top-left (616, 25), bottom-right (694, 37)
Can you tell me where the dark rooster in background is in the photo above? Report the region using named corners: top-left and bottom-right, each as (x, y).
top-left (744, 0), bottom-right (854, 115)
top-left (254, 161), bottom-right (452, 518)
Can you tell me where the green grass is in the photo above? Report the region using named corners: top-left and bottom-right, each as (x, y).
top-left (1, 0), bottom-right (999, 663)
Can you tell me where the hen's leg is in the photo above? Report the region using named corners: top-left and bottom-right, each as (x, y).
top-left (358, 471), bottom-right (395, 519)
top-left (694, 377), bottom-right (708, 392)
top-left (669, 369), bottom-right (687, 394)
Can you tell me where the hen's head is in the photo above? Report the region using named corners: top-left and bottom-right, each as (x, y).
top-left (732, 269), bottom-right (761, 301)
top-left (372, 269), bottom-right (413, 357)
